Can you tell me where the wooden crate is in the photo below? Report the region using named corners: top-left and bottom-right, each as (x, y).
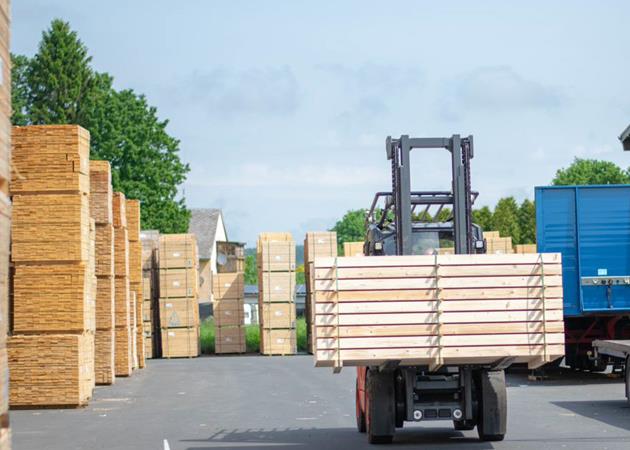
top-left (215, 326), bottom-right (246, 354)
top-left (257, 240), bottom-right (296, 272)
top-left (159, 234), bottom-right (197, 269)
top-left (129, 240), bottom-right (142, 284)
top-left (258, 271), bottom-right (296, 302)
top-left (114, 276), bottom-right (130, 328)
top-left (213, 298), bottom-right (244, 327)
top-left (11, 193), bottom-right (89, 263)
top-left (114, 227), bottom-right (129, 277)
top-left (11, 125), bottom-right (89, 195)
top-left (12, 262), bottom-right (93, 333)
top-left (114, 326), bottom-right (132, 376)
top-left (95, 328), bottom-right (115, 385)
top-left (89, 160), bottom-right (113, 225)
top-left (126, 199), bottom-right (140, 242)
top-left (112, 192), bottom-right (127, 229)
top-left (160, 327), bottom-right (199, 358)
top-left (216, 241), bottom-right (245, 273)
top-left (260, 303), bottom-right (296, 330)
top-left (343, 241), bottom-right (364, 257)
top-left (312, 253), bottom-right (564, 370)
top-left (8, 332), bottom-right (94, 407)
top-left (258, 232), bottom-right (293, 242)
top-left (95, 224), bottom-right (114, 277)
top-left (260, 329), bottom-right (296, 356)
top-left (159, 268), bottom-right (198, 299)
top-left (159, 298), bottom-right (199, 328)
top-left (212, 272), bottom-right (244, 300)
top-left (515, 244), bottom-right (537, 254)
top-left (96, 275), bottom-right (114, 329)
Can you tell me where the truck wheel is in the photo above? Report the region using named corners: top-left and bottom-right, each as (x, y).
top-left (625, 356), bottom-right (630, 404)
top-left (366, 368), bottom-right (395, 444)
top-left (477, 369), bottom-right (507, 442)
top-left (356, 379), bottom-right (366, 433)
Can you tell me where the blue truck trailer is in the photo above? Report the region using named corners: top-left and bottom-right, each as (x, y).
top-left (536, 185), bottom-right (630, 371)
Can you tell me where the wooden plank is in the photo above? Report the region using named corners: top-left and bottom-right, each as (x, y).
top-left (315, 275), bottom-right (563, 291)
top-left (315, 309), bottom-right (563, 326)
top-left (316, 321), bottom-right (565, 337)
top-left (316, 298), bottom-right (563, 314)
top-left (315, 286), bottom-right (563, 302)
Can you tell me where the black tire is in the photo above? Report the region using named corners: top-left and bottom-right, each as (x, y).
top-left (366, 368), bottom-right (395, 444)
top-left (477, 369), bottom-right (507, 442)
top-left (356, 379), bottom-right (366, 433)
top-left (625, 356), bottom-right (630, 404)
top-left (454, 420), bottom-right (476, 431)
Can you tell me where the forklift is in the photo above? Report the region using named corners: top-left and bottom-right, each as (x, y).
top-left (354, 135), bottom-right (508, 444)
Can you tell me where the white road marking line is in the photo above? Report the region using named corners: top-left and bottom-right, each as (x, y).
top-left (163, 439), bottom-right (171, 450)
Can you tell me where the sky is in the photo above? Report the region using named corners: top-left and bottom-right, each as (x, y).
top-left (12, 1), bottom-right (630, 246)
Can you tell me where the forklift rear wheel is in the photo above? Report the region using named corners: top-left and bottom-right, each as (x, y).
top-left (477, 369), bottom-right (507, 442)
top-left (356, 379), bottom-right (366, 433)
top-left (366, 368), bottom-right (395, 444)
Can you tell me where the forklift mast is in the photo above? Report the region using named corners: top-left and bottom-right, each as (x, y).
top-left (385, 135), bottom-right (475, 255)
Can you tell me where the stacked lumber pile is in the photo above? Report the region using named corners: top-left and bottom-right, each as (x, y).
top-left (113, 192), bottom-right (132, 376)
top-left (90, 161), bottom-right (115, 385)
top-left (159, 234), bottom-right (200, 358)
top-left (216, 241), bottom-right (245, 273)
top-left (514, 244), bottom-right (537, 254)
top-left (141, 230), bottom-right (160, 358)
top-left (127, 199), bottom-right (144, 368)
top-left (0, 2), bottom-right (10, 442)
top-left (485, 231), bottom-right (514, 254)
top-left (213, 273), bottom-right (246, 354)
top-left (343, 241), bottom-right (364, 257)
top-left (312, 253), bottom-right (565, 370)
top-left (304, 232), bottom-right (337, 354)
top-left (9, 125), bottom-right (95, 407)
top-left (257, 233), bottom-right (296, 355)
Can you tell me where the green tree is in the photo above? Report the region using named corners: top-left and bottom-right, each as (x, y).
top-left (472, 206), bottom-right (494, 232)
top-left (10, 54), bottom-right (30, 126)
top-left (244, 254), bottom-right (258, 285)
top-left (518, 199), bottom-right (536, 244)
top-left (296, 264), bottom-right (305, 285)
top-left (13, 19), bottom-right (190, 233)
top-left (492, 197), bottom-right (521, 243)
top-left (553, 158), bottom-right (630, 185)
top-left (331, 209), bottom-right (366, 252)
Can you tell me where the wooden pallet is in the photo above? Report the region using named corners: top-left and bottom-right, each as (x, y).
top-left (260, 328), bottom-right (296, 356)
top-left (312, 253), bottom-right (564, 370)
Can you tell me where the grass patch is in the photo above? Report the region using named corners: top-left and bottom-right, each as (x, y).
top-left (200, 315), bottom-right (309, 354)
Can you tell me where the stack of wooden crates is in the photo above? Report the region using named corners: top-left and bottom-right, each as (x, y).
top-left (343, 241), bottom-right (364, 257)
top-left (113, 192), bottom-right (133, 376)
top-left (257, 233), bottom-right (296, 355)
top-left (141, 230), bottom-right (160, 358)
top-left (127, 200), bottom-right (144, 368)
top-left (90, 161), bottom-right (115, 385)
top-left (484, 231), bottom-right (514, 254)
top-left (304, 232), bottom-right (337, 354)
top-left (0, 1), bottom-right (10, 442)
top-left (9, 125), bottom-right (95, 407)
top-left (213, 241), bottom-right (246, 354)
top-left (159, 234), bottom-right (200, 358)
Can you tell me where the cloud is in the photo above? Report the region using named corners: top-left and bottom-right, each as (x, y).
top-left (183, 66), bottom-right (299, 117)
top-left (454, 66), bottom-right (566, 110)
top-left (317, 63), bottom-right (423, 95)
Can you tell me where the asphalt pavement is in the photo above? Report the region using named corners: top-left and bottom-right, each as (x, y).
top-left (10, 355), bottom-right (630, 450)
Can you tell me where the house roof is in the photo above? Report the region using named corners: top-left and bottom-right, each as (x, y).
top-left (620, 123), bottom-right (630, 151)
top-left (188, 208), bottom-right (224, 259)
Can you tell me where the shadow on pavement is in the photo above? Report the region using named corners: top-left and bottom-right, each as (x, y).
top-left (553, 399), bottom-right (630, 431)
top-left (506, 366), bottom-right (624, 388)
top-left (181, 427), bottom-right (496, 449)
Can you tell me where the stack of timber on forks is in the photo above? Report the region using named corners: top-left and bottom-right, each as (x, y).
top-left (90, 160), bottom-right (115, 385)
top-left (312, 253), bottom-right (565, 371)
top-left (0, 2), bottom-right (11, 442)
top-left (159, 234), bottom-right (200, 358)
top-left (257, 233), bottom-right (297, 355)
top-left (141, 230), bottom-right (160, 358)
top-left (212, 272), bottom-right (246, 354)
top-left (8, 125), bottom-right (95, 407)
top-left (304, 232), bottom-right (337, 354)
top-left (113, 192), bottom-right (132, 376)
top-left (127, 199), bottom-right (144, 368)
